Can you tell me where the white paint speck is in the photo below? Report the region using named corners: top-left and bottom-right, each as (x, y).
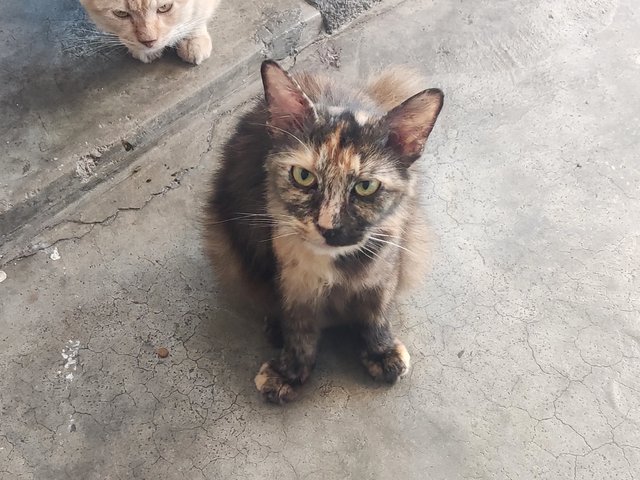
top-left (0, 270), bottom-right (6, 283)
top-left (68, 414), bottom-right (76, 433)
top-left (50, 247), bottom-right (61, 261)
top-left (61, 340), bottom-right (80, 378)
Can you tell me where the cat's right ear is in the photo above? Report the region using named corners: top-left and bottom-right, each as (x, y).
top-left (261, 60), bottom-right (316, 136)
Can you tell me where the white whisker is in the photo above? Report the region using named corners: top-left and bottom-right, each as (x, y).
top-left (368, 236), bottom-right (415, 255)
top-left (360, 245), bottom-right (380, 261)
top-left (165, 19), bottom-right (206, 46)
top-left (369, 231), bottom-right (405, 241)
top-left (247, 122), bottom-right (312, 155)
top-left (210, 212), bottom-right (299, 231)
top-left (262, 232), bottom-right (298, 243)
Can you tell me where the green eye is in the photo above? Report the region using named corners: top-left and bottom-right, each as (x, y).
top-left (354, 179), bottom-right (381, 197)
top-left (113, 9), bottom-right (130, 18)
top-left (291, 166), bottom-right (317, 188)
top-left (157, 3), bottom-right (173, 13)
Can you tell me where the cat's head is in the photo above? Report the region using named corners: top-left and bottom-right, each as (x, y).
top-left (80, 0), bottom-right (196, 57)
top-left (262, 61), bottom-right (444, 257)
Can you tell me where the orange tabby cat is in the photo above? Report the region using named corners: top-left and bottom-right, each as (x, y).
top-left (80, 0), bottom-right (220, 64)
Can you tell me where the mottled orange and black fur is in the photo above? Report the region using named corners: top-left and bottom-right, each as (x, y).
top-left (204, 60), bottom-right (443, 404)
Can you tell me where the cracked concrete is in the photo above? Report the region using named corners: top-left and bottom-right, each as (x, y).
top-left (1, 0), bottom-right (640, 478)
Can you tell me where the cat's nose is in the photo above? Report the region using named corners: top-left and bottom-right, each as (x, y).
top-left (140, 39), bottom-right (157, 48)
top-left (317, 226), bottom-right (352, 247)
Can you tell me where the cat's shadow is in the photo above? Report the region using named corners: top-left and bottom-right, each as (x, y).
top-left (198, 288), bottom-right (392, 404)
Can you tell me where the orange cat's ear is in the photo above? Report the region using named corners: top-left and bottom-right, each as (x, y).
top-left (383, 88), bottom-right (444, 162)
top-left (261, 60), bottom-right (316, 135)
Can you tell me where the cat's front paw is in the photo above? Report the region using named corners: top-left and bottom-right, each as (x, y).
top-left (176, 32), bottom-right (212, 65)
top-left (362, 341), bottom-right (411, 383)
top-left (254, 361), bottom-right (298, 404)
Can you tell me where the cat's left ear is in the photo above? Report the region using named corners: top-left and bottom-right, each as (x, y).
top-left (261, 60), bottom-right (317, 135)
top-left (383, 88), bottom-right (444, 164)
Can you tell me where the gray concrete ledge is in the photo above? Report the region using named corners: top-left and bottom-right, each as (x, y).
top-left (307, 0), bottom-right (384, 32)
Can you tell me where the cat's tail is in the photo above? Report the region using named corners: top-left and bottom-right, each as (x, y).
top-left (364, 67), bottom-right (427, 111)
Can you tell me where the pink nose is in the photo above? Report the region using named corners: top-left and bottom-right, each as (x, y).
top-left (140, 39), bottom-right (156, 48)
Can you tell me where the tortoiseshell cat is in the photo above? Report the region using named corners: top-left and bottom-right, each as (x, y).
top-left (80, 0), bottom-right (220, 64)
top-left (205, 60), bottom-right (443, 404)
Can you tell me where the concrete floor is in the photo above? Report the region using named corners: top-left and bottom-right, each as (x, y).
top-left (1, 0), bottom-right (640, 478)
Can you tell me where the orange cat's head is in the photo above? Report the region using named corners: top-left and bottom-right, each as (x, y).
top-left (80, 0), bottom-right (204, 60)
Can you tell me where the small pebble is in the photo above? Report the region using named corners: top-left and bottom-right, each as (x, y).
top-left (156, 347), bottom-right (169, 358)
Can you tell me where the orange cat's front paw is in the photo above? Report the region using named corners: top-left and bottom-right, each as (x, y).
top-left (177, 32), bottom-right (212, 65)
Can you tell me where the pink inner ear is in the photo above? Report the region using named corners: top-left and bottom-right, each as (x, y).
top-left (385, 89), bottom-right (443, 158)
top-left (388, 129), bottom-right (426, 157)
top-left (263, 64), bottom-right (315, 133)
top-left (268, 90), bottom-right (309, 128)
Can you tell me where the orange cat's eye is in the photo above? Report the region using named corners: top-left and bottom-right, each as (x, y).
top-left (113, 9), bottom-right (130, 18)
top-left (157, 3), bottom-right (173, 13)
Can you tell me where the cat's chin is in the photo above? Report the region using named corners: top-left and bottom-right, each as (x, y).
top-left (129, 47), bottom-right (165, 64)
top-left (304, 240), bottom-right (364, 258)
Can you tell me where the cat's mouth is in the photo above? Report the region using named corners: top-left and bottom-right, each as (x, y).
top-left (302, 228), bottom-right (368, 257)
top-left (139, 42), bottom-right (164, 52)
top-left (279, 222), bottom-right (366, 257)
top-left (305, 241), bottom-right (363, 257)
top-left (122, 38), bottom-right (165, 53)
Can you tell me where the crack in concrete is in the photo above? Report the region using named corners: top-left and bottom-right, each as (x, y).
top-left (4, 166), bottom-right (197, 268)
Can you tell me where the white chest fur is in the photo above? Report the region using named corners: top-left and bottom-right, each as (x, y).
top-left (272, 234), bottom-right (339, 305)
